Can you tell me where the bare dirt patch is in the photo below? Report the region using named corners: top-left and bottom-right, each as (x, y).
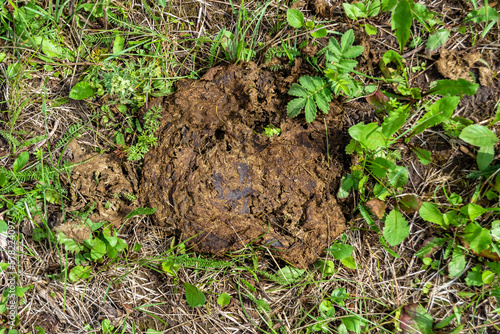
top-left (140, 62), bottom-right (347, 268)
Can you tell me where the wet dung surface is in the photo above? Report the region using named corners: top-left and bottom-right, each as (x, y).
top-left (140, 63), bottom-right (346, 268)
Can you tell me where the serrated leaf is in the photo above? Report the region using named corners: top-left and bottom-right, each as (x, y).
top-left (70, 81), bottom-right (95, 100)
top-left (383, 209), bottom-right (409, 246)
top-left (304, 97), bottom-right (317, 123)
top-left (392, 0), bottom-right (412, 52)
top-left (419, 202), bottom-right (445, 227)
top-left (287, 98), bottom-right (306, 118)
top-left (288, 83), bottom-right (309, 97)
top-left (465, 266), bottom-right (483, 286)
top-left (429, 78), bottom-right (479, 96)
top-left (477, 145), bottom-right (494, 171)
top-left (340, 29), bottom-right (355, 53)
top-left (279, 266), bottom-right (306, 281)
top-left (459, 124), bottom-right (498, 147)
top-left (426, 29), bottom-right (450, 52)
top-left (33, 37), bottom-right (64, 58)
top-left (13, 151), bottom-right (29, 173)
top-left (299, 76), bottom-right (316, 91)
top-left (287, 8), bottom-right (305, 28)
top-left (183, 282), bottom-right (206, 307)
top-left (343, 45), bottom-right (364, 58)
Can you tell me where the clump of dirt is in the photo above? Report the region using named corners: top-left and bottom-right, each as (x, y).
top-left (66, 139), bottom-right (138, 227)
top-left (140, 62), bottom-right (346, 268)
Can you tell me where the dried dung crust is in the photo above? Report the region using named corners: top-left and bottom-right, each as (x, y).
top-left (140, 63), bottom-right (346, 268)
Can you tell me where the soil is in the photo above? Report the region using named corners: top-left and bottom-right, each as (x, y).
top-left (139, 62), bottom-right (347, 268)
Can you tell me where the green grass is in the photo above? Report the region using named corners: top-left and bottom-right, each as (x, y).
top-left (0, 0), bottom-right (499, 333)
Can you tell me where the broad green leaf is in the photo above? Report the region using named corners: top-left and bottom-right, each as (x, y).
top-left (0, 220), bottom-right (7, 233)
top-left (400, 303), bottom-right (433, 334)
top-left (382, 0), bottom-right (397, 11)
top-left (463, 223), bottom-right (491, 254)
top-left (381, 106), bottom-right (409, 137)
top-left (33, 37), bottom-right (64, 58)
top-left (415, 237), bottom-right (446, 258)
top-left (477, 145), bottom-right (494, 171)
top-left (57, 233), bottom-right (85, 253)
top-left (125, 207), bottom-right (156, 219)
top-left (342, 316), bottom-right (367, 333)
top-left (459, 124), bottom-right (498, 147)
top-left (388, 165), bottom-right (408, 188)
top-left (91, 239), bottom-right (107, 260)
top-left (482, 270), bottom-right (495, 284)
top-left (287, 8), bottom-right (305, 28)
top-left (287, 98), bottom-right (306, 118)
top-left (341, 256), bottom-right (357, 269)
top-left (383, 209), bottom-right (409, 246)
top-left (399, 194), bottom-right (422, 213)
top-left (448, 245), bottom-right (466, 277)
top-left (319, 300), bottom-right (335, 318)
top-left (428, 78), bottom-right (479, 96)
top-left (364, 23), bottom-right (378, 35)
top-left (311, 25), bottom-right (327, 38)
top-left (183, 283), bottom-right (206, 307)
top-left (366, 89), bottom-right (392, 113)
top-left (304, 97), bottom-right (317, 123)
top-left (279, 266), bottom-right (306, 282)
top-left (367, 157), bottom-right (395, 179)
top-left (217, 293), bottom-right (231, 307)
top-left (465, 266), bottom-right (483, 286)
top-left (327, 243), bottom-right (354, 260)
top-left (392, 0), bottom-right (412, 52)
top-left (349, 122), bottom-right (388, 150)
top-left (0, 53), bottom-right (6, 62)
top-left (113, 35), bottom-right (125, 55)
top-left (411, 96), bottom-right (460, 136)
top-left (419, 202), bottom-right (445, 227)
top-left (13, 151), bottom-right (29, 173)
top-left (412, 147), bottom-right (431, 165)
top-left (367, 1), bottom-right (381, 16)
top-left (70, 81), bottom-right (95, 100)
top-left (464, 6), bottom-right (500, 23)
top-left (331, 287), bottom-right (347, 306)
top-left (426, 29), bottom-right (450, 52)
top-left (411, 3), bottom-right (437, 28)
top-left (343, 3), bottom-right (367, 20)
top-left (69, 265), bottom-right (91, 282)
top-left (460, 203), bottom-right (487, 221)
top-left (337, 174), bottom-right (355, 198)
